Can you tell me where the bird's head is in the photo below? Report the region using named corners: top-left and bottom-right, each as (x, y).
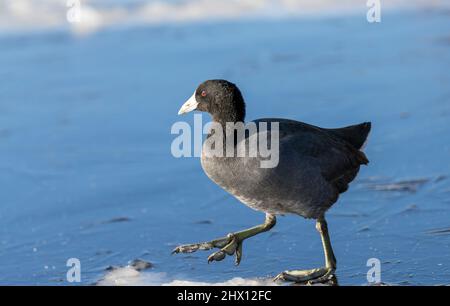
top-left (178, 80), bottom-right (246, 124)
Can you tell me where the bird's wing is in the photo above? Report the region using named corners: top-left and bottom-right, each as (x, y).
top-left (253, 118), bottom-right (368, 184)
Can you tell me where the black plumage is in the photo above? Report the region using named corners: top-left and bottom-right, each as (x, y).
top-left (175, 79), bottom-right (371, 282)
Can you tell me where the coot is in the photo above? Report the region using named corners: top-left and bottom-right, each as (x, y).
top-left (173, 80), bottom-right (371, 283)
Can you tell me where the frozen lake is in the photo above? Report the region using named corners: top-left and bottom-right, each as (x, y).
top-left (0, 7), bottom-right (449, 285)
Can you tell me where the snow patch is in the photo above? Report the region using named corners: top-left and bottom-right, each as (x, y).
top-left (97, 267), bottom-right (278, 286)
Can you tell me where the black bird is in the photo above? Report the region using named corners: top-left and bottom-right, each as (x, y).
top-left (173, 79), bottom-right (371, 283)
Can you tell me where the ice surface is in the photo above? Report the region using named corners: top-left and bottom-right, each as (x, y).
top-left (0, 3), bottom-right (449, 286)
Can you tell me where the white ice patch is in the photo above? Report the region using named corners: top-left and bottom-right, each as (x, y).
top-left (0, 0), bottom-right (446, 35)
top-left (97, 267), bottom-right (278, 286)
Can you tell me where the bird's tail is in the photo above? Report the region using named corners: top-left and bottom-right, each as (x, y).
top-left (326, 122), bottom-right (372, 150)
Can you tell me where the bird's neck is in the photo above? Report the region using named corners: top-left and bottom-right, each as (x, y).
top-left (212, 111), bottom-right (244, 128)
top-left (204, 115), bottom-right (245, 156)
top-left (212, 94), bottom-right (245, 128)
top-left (207, 118), bottom-right (245, 145)
top-left (206, 99), bottom-right (246, 149)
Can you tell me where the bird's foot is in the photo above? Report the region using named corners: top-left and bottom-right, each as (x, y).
top-left (172, 233), bottom-right (244, 265)
top-left (274, 267), bottom-right (336, 285)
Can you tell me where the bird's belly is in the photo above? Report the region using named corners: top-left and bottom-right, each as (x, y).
top-left (226, 186), bottom-right (331, 218)
top-left (201, 156), bottom-right (336, 219)
top-left (230, 191), bottom-right (305, 216)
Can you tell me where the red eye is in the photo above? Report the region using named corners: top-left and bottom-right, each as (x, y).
top-left (201, 90), bottom-right (207, 97)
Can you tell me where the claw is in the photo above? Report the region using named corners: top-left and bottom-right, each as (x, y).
top-left (173, 233), bottom-right (245, 264)
top-left (207, 250), bottom-right (226, 263)
top-left (171, 243), bottom-right (201, 254)
top-left (235, 242), bottom-right (243, 266)
top-left (273, 271), bottom-right (288, 282)
top-left (307, 269), bottom-right (335, 285)
top-left (273, 267), bottom-right (335, 284)
top-left (207, 234), bottom-right (240, 264)
top-left (172, 237), bottom-right (230, 255)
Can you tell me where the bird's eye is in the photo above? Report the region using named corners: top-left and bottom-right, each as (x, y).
top-left (201, 90), bottom-right (207, 97)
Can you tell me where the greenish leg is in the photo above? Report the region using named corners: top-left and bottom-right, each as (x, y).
top-left (274, 216), bottom-right (337, 284)
top-left (172, 213), bottom-right (276, 265)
